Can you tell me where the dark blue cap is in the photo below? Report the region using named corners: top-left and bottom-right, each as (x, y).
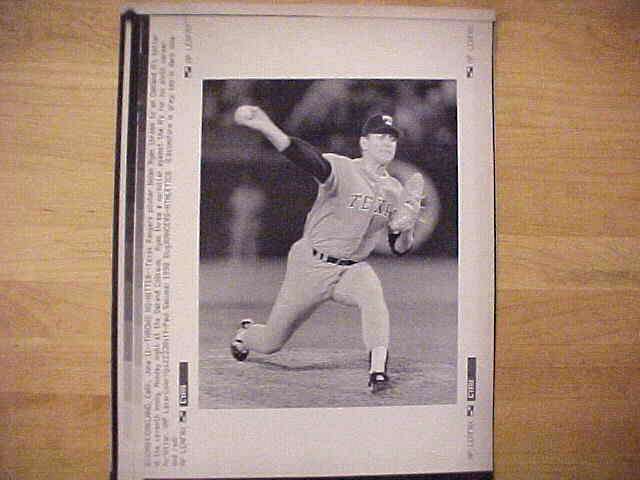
top-left (361, 114), bottom-right (401, 138)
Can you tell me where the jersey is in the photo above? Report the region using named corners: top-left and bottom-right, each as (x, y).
top-left (303, 153), bottom-right (404, 261)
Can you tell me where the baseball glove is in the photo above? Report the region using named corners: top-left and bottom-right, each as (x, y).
top-left (388, 173), bottom-right (425, 233)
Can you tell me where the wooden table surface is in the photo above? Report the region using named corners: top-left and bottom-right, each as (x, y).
top-left (1, 1), bottom-right (638, 479)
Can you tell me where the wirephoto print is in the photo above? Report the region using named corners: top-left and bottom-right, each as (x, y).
top-left (114, 5), bottom-right (495, 479)
top-left (199, 79), bottom-right (459, 409)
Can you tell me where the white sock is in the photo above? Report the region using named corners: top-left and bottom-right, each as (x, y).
top-left (370, 346), bottom-right (388, 374)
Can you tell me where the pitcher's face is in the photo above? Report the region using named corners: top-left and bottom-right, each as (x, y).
top-left (360, 133), bottom-right (398, 166)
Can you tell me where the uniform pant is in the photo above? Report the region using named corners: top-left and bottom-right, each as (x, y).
top-left (241, 237), bottom-right (390, 354)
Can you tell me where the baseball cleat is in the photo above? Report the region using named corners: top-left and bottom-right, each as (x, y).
top-left (368, 372), bottom-right (389, 393)
top-left (230, 339), bottom-right (249, 361)
top-left (230, 319), bottom-right (254, 361)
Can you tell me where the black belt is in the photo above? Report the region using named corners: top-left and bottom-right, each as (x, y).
top-left (312, 248), bottom-right (358, 266)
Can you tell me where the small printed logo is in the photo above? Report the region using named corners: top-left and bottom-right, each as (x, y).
top-left (466, 405), bottom-right (474, 417)
top-left (179, 362), bottom-right (189, 406)
top-left (179, 410), bottom-right (187, 423)
top-left (467, 357), bottom-right (477, 402)
top-left (382, 115), bottom-right (393, 126)
top-left (466, 65), bottom-right (474, 78)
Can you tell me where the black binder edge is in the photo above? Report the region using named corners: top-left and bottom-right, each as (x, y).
top-left (112, 9), bottom-right (150, 480)
top-left (144, 473), bottom-right (492, 480)
top-left (490, 18), bottom-right (497, 477)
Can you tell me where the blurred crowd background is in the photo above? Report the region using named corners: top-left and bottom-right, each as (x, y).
top-left (199, 79), bottom-right (458, 259)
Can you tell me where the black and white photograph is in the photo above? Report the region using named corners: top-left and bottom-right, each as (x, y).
top-left (198, 79), bottom-right (460, 409)
top-left (114, 5), bottom-right (495, 479)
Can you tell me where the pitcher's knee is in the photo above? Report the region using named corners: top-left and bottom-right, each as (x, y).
top-left (363, 300), bottom-right (389, 322)
top-left (260, 328), bottom-right (289, 354)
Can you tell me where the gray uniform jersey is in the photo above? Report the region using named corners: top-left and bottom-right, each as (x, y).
top-left (304, 153), bottom-right (404, 261)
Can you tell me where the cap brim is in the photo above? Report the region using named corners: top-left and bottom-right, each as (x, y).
top-left (367, 126), bottom-right (401, 138)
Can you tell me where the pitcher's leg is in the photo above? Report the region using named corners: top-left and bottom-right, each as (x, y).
top-left (332, 263), bottom-right (390, 351)
top-left (332, 263), bottom-right (390, 391)
top-left (233, 238), bottom-right (332, 357)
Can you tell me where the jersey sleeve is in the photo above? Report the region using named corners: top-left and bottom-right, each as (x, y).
top-left (320, 153), bottom-right (352, 195)
top-left (281, 137), bottom-right (332, 182)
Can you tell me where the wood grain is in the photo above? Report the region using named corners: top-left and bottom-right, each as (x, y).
top-left (0, 1), bottom-right (638, 479)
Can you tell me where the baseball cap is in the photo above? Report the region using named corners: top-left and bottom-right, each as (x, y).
top-left (361, 114), bottom-right (401, 138)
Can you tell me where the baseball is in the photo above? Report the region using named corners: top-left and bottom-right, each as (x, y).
top-left (234, 105), bottom-right (255, 124)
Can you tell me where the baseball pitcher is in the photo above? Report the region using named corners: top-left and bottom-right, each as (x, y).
top-left (230, 106), bottom-right (424, 392)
